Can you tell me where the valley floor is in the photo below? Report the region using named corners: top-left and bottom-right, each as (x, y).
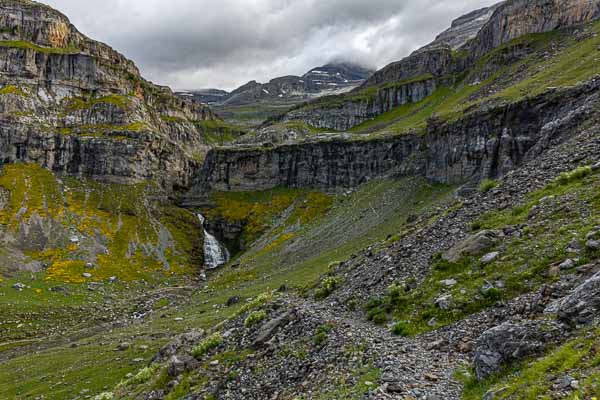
top-left (1, 124), bottom-right (599, 400)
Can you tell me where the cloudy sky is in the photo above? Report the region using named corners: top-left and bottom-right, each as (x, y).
top-left (42, 0), bottom-right (499, 91)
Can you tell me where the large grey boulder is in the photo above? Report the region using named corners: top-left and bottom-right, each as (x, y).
top-left (167, 355), bottom-right (199, 377)
top-left (555, 270), bottom-right (600, 327)
top-left (252, 310), bottom-right (297, 349)
top-left (152, 329), bottom-right (205, 363)
top-left (473, 320), bottom-right (563, 379)
top-left (443, 230), bottom-right (500, 263)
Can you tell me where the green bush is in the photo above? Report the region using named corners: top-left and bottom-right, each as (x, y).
top-left (237, 291), bottom-right (274, 316)
top-left (371, 312), bottom-right (388, 325)
top-left (128, 365), bottom-right (157, 385)
top-left (391, 322), bottom-right (411, 336)
top-left (479, 179), bottom-right (498, 193)
top-left (244, 310), bottom-right (267, 328)
top-left (315, 277), bottom-right (339, 300)
top-left (366, 297), bottom-right (383, 309)
top-left (482, 287), bottom-right (503, 302)
top-left (313, 324), bottom-right (334, 346)
top-left (556, 166), bottom-right (592, 185)
top-left (191, 333), bottom-right (223, 358)
top-left (366, 306), bottom-right (386, 323)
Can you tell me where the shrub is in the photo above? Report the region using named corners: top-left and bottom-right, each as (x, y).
top-left (479, 179), bottom-right (498, 193)
top-left (237, 291), bottom-right (274, 316)
top-left (482, 287), bottom-right (503, 302)
top-left (556, 166), bottom-right (592, 185)
top-left (313, 324), bottom-right (334, 346)
top-left (315, 277), bottom-right (339, 300)
top-left (244, 310), bottom-right (267, 328)
top-left (366, 297), bottom-right (383, 310)
top-left (391, 322), bottom-right (411, 336)
top-left (371, 312), bottom-right (388, 325)
top-left (366, 307), bottom-right (386, 322)
top-left (191, 333), bottom-right (223, 358)
top-left (128, 365), bottom-right (157, 385)
top-left (386, 284), bottom-right (409, 307)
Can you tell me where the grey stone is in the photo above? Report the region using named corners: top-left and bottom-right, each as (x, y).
top-left (434, 294), bottom-right (453, 310)
top-left (473, 320), bottom-right (562, 379)
top-left (167, 355), bottom-right (198, 377)
top-left (481, 252), bottom-right (500, 264)
top-left (116, 343), bottom-right (131, 351)
top-left (556, 270), bottom-right (600, 326)
top-left (586, 240), bottom-right (600, 251)
top-left (559, 259), bottom-right (575, 270)
top-left (440, 279), bottom-right (457, 287)
top-left (252, 311), bottom-right (297, 349)
top-left (483, 387), bottom-right (508, 400)
top-left (442, 230), bottom-right (500, 263)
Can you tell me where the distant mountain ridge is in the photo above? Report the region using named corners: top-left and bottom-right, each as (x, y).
top-left (178, 62), bottom-right (374, 106)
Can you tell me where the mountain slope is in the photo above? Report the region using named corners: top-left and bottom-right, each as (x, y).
top-left (183, 62), bottom-right (374, 108)
top-left (0, 0), bottom-right (227, 191)
top-left (2, 1), bottom-right (600, 400)
top-left (267, 0), bottom-right (600, 134)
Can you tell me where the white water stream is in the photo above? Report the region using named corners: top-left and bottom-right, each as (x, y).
top-left (197, 214), bottom-right (230, 269)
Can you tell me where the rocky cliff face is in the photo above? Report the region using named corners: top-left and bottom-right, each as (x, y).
top-left (271, 0), bottom-right (600, 133)
top-left (271, 77), bottom-right (438, 132)
top-left (362, 4), bottom-right (501, 89)
top-left (187, 77), bottom-right (600, 197)
top-left (421, 4), bottom-right (503, 52)
top-left (467, 0), bottom-right (600, 58)
top-left (0, 0), bottom-right (217, 191)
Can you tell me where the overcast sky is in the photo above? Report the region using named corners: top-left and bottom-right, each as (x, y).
top-left (42, 0), bottom-right (499, 91)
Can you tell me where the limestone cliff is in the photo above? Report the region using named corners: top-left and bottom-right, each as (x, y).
top-left (467, 0), bottom-right (600, 58)
top-left (0, 0), bottom-right (218, 191)
top-left (271, 0), bottom-right (600, 133)
top-left (187, 77), bottom-right (600, 198)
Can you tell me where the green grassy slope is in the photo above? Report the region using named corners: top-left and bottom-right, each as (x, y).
top-left (0, 176), bottom-right (455, 399)
top-left (314, 21), bottom-right (600, 137)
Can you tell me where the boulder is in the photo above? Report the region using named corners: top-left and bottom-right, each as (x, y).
top-left (586, 240), bottom-right (600, 251)
top-left (473, 320), bottom-right (563, 379)
top-left (252, 310), bottom-right (297, 349)
top-left (443, 230), bottom-right (500, 263)
top-left (434, 294), bottom-right (453, 310)
top-left (152, 329), bottom-right (205, 363)
top-left (226, 296), bottom-right (241, 307)
top-left (167, 355), bottom-right (199, 377)
top-left (480, 252), bottom-right (500, 264)
top-left (555, 270), bottom-right (600, 327)
top-left (559, 259), bottom-right (575, 270)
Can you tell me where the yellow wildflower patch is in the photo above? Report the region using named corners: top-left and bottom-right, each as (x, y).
top-left (0, 163), bottom-right (203, 284)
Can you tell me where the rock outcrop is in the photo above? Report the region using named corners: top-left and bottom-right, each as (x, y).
top-left (473, 320), bottom-right (564, 379)
top-left (271, 0), bottom-right (600, 132)
top-left (467, 0), bottom-right (600, 59)
top-left (275, 77), bottom-right (438, 132)
top-left (187, 77), bottom-right (600, 197)
top-left (554, 270), bottom-right (600, 327)
top-left (0, 0), bottom-right (218, 191)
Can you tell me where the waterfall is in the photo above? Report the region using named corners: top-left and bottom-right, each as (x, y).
top-left (197, 214), bottom-right (230, 269)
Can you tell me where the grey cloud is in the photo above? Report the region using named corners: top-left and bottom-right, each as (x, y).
top-left (42, 0), bottom-right (499, 90)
